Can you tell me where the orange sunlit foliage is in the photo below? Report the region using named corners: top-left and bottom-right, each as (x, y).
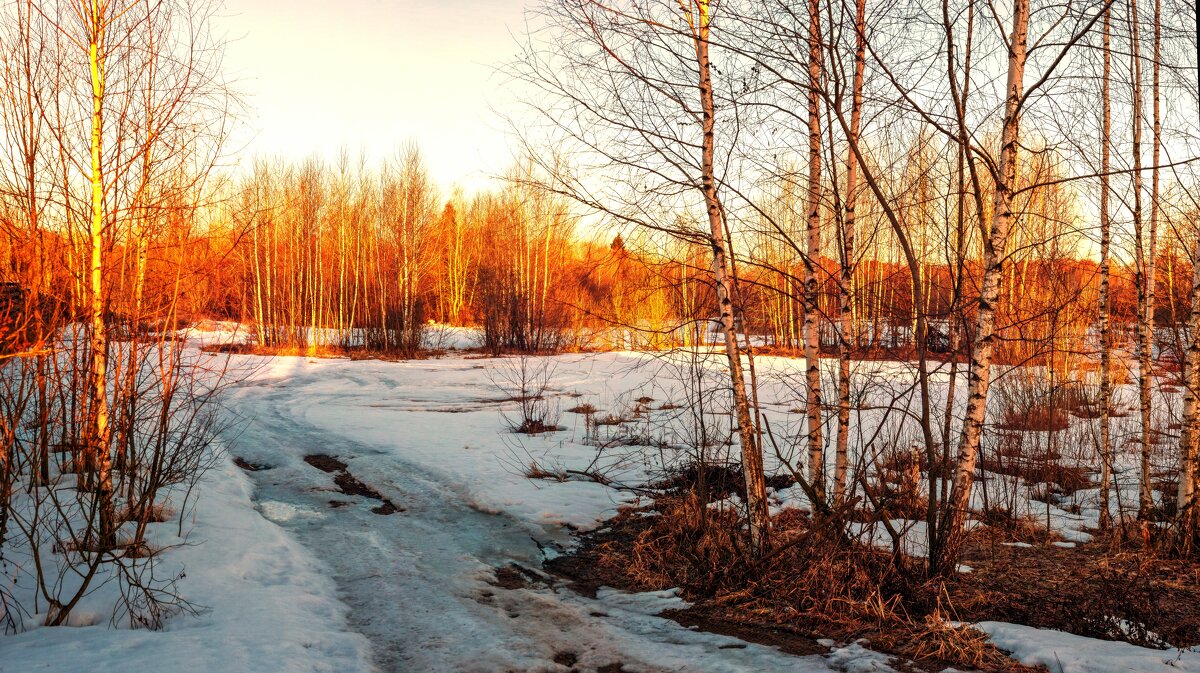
top-left (2, 146), bottom-right (1189, 363)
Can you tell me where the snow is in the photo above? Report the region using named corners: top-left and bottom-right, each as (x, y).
top-left (1, 455), bottom-right (372, 673)
top-left (4, 336), bottom-right (1194, 672)
top-left (208, 350), bottom-right (901, 671)
top-left (979, 622), bottom-right (1200, 673)
top-left (2, 346), bottom-right (905, 672)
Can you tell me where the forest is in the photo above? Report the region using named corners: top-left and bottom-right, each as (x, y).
top-left (2, 0), bottom-right (1200, 672)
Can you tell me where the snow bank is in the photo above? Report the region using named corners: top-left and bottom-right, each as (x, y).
top-left (979, 622), bottom-right (1200, 673)
top-left (0, 456), bottom-right (372, 673)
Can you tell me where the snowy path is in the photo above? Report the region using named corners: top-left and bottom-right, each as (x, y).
top-left (222, 355), bottom-right (891, 673)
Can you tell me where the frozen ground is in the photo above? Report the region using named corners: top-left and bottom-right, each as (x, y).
top-left (213, 352), bottom-right (897, 672)
top-left (5, 344), bottom-right (1200, 673)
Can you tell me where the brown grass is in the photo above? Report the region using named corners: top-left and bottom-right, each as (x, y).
top-left (550, 500), bottom-right (1045, 671)
top-left (978, 455), bottom-right (1092, 496)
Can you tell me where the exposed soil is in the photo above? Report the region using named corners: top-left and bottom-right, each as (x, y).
top-left (544, 510), bottom-right (832, 660)
top-left (302, 454), bottom-right (347, 473)
top-left (552, 495), bottom-right (1200, 671)
top-left (233, 456), bottom-right (270, 471)
top-left (552, 651), bottom-right (579, 667)
top-left (951, 531), bottom-right (1200, 649)
top-left (650, 463), bottom-right (796, 503)
top-left (302, 454), bottom-right (405, 515)
top-left (489, 563), bottom-right (547, 590)
top-left (546, 505), bottom-right (1043, 673)
top-left (661, 608), bottom-right (828, 658)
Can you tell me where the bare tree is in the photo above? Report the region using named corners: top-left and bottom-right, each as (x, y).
top-left (1098, 0), bottom-right (1115, 530)
top-left (511, 0), bottom-right (772, 551)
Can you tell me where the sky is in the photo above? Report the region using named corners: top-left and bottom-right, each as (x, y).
top-left (216, 0), bottom-right (534, 192)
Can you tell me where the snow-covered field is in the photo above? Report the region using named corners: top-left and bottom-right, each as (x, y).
top-left (4, 339), bottom-right (1200, 673)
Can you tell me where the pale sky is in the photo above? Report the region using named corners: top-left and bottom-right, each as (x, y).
top-left (217, 0), bottom-right (533, 191)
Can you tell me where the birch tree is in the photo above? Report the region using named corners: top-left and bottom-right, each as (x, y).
top-left (513, 0), bottom-right (772, 551)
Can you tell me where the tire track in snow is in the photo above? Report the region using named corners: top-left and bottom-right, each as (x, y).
top-left (221, 358), bottom-right (877, 673)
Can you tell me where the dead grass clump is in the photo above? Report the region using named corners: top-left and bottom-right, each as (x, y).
top-left (566, 403), bottom-right (598, 414)
top-left (977, 507), bottom-right (1057, 544)
top-left (886, 606), bottom-right (1042, 672)
top-left (652, 461), bottom-right (795, 504)
top-left (54, 535), bottom-right (154, 559)
top-left (1057, 381), bottom-right (1121, 420)
top-left (515, 418), bottom-right (561, 434)
top-left (979, 453), bottom-right (1092, 496)
top-left (868, 448), bottom-right (927, 520)
top-left (994, 371), bottom-right (1075, 431)
top-left (525, 461), bottom-right (567, 482)
top-left (592, 413), bottom-right (628, 426)
top-left (120, 502), bottom-right (174, 524)
top-left (593, 495), bottom-right (752, 597)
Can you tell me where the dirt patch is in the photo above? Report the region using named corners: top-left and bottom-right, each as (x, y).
top-left (950, 532), bottom-right (1200, 649)
top-left (303, 454), bottom-right (348, 473)
top-left (303, 454), bottom-right (404, 515)
top-left (489, 563), bottom-right (549, 590)
top-left (234, 456), bottom-right (270, 471)
top-left (651, 462), bottom-right (795, 503)
top-left (547, 503), bottom-right (1043, 673)
top-left (664, 607), bottom-right (828, 657)
top-left (552, 651), bottom-right (578, 667)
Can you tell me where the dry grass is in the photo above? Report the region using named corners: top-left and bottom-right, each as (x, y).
top-left (54, 535), bottom-right (154, 559)
top-left (525, 461), bottom-right (567, 482)
top-left (888, 607), bottom-right (1036, 672)
top-left (120, 502), bottom-right (175, 524)
top-left (867, 448), bottom-right (927, 520)
top-left (592, 413), bottom-right (628, 427)
top-left (978, 453), bottom-right (1092, 496)
top-left (954, 532), bottom-right (1200, 650)
top-left (556, 498), bottom-right (1046, 671)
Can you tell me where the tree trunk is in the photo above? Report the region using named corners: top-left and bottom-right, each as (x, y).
top-left (86, 0), bottom-right (116, 551)
top-left (1098, 1), bottom-right (1114, 531)
top-left (1129, 0), bottom-right (1155, 519)
top-left (803, 0), bottom-right (826, 502)
top-left (1177, 236), bottom-right (1200, 551)
top-left (691, 0), bottom-right (770, 552)
top-left (834, 0), bottom-right (867, 507)
top-left (937, 0), bottom-right (1029, 575)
